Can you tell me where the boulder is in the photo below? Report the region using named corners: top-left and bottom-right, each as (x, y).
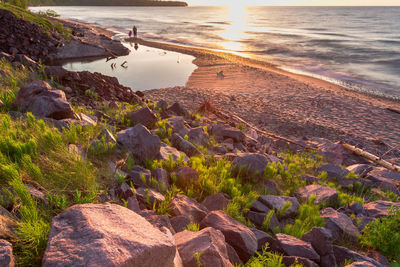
top-left (231, 153), bottom-right (278, 178)
top-left (114, 182), bottom-right (134, 200)
top-left (156, 100), bottom-right (168, 111)
top-left (97, 128), bottom-right (116, 144)
top-left (301, 227), bottom-right (336, 267)
top-left (117, 124), bottom-right (161, 162)
top-left (126, 196), bottom-right (140, 213)
top-left (139, 212), bottom-right (175, 235)
top-left (0, 239), bottom-right (14, 267)
top-left (318, 164), bottom-right (349, 180)
top-left (333, 245), bottom-right (385, 267)
top-left (42, 204), bottom-right (176, 267)
top-left (173, 166), bottom-right (199, 188)
top-left (170, 216), bottom-right (191, 233)
top-left (282, 256), bottom-right (319, 267)
top-left (367, 174), bottom-right (400, 195)
top-left (171, 195), bottom-right (209, 223)
top-left (368, 167), bottom-right (400, 182)
top-left (166, 102), bottom-right (188, 116)
top-left (296, 185), bottom-right (338, 206)
top-left (318, 142), bottom-right (345, 165)
top-left (157, 142), bottom-right (188, 162)
top-left (174, 228), bottom-right (232, 267)
top-left (246, 211), bottom-right (279, 232)
top-left (258, 195), bottom-right (300, 219)
top-left (349, 201), bottom-right (367, 216)
top-left (128, 107), bottom-right (157, 128)
top-left (188, 127), bottom-right (209, 146)
top-left (299, 174), bottom-right (321, 185)
top-left (320, 208), bottom-right (360, 242)
top-left (212, 124), bottom-right (245, 143)
top-left (15, 54), bottom-right (39, 69)
top-left (226, 243), bottom-right (241, 266)
top-left (171, 133), bottom-right (201, 157)
top-left (251, 200), bottom-right (272, 214)
top-left (251, 228), bottom-right (279, 252)
top-left (126, 165), bottom-right (152, 187)
top-left (367, 250), bottom-right (391, 267)
top-left (167, 117), bottom-right (189, 137)
top-left (275, 234), bottom-right (320, 262)
top-left (13, 80), bottom-right (77, 120)
top-left (346, 164), bottom-right (373, 178)
top-left (200, 210), bottom-right (257, 262)
top-left (136, 187), bottom-right (165, 207)
top-left (363, 200), bottom-right (400, 218)
top-left (202, 193), bottom-right (231, 211)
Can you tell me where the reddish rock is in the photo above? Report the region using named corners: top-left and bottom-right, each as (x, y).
top-left (333, 245), bottom-right (385, 267)
top-left (174, 228), bottom-right (232, 267)
top-left (363, 200), bottom-right (400, 218)
top-left (135, 187), bottom-right (165, 207)
top-left (212, 124), bottom-right (245, 143)
top-left (173, 167), bottom-right (199, 188)
top-left (282, 256), bottom-right (318, 267)
top-left (128, 107), bottom-right (157, 128)
top-left (171, 133), bottom-right (201, 157)
top-left (126, 165), bottom-right (152, 187)
top-left (157, 142), bottom-right (188, 163)
top-left (275, 233), bottom-right (320, 262)
top-left (42, 204), bottom-right (176, 267)
top-left (13, 80), bottom-right (78, 120)
top-left (346, 164), bottom-right (373, 178)
top-left (166, 102), bottom-right (188, 117)
top-left (171, 194), bottom-right (209, 223)
top-left (301, 227), bottom-right (336, 267)
top-left (296, 185), bottom-right (338, 205)
top-left (188, 127), bottom-right (209, 146)
top-left (231, 153), bottom-right (278, 178)
top-left (0, 240), bottom-right (14, 267)
top-left (318, 164), bottom-right (349, 180)
top-left (321, 208), bottom-right (360, 242)
top-left (258, 195), bottom-right (300, 218)
top-left (200, 210), bottom-right (257, 262)
top-left (368, 167), bottom-right (400, 182)
top-left (170, 216), bottom-right (191, 233)
top-left (202, 193), bottom-right (231, 211)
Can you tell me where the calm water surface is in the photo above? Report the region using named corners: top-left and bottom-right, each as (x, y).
top-left (31, 6), bottom-right (400, 98)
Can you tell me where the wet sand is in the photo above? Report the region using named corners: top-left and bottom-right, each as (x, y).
top-left (136, 38), bottom-right (400, 156)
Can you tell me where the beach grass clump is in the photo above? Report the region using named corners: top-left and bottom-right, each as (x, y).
top-left (282, 196), bottom-right (325, 238)
top-left (360, 206), bottom-right (400, 261)
top-left (245, 245), bottom-right (304, 267)
top-left (185, 222), bottom-right (200, 232)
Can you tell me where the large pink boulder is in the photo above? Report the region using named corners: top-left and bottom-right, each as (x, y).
top-left (42, 204), bottom-right (176, 267)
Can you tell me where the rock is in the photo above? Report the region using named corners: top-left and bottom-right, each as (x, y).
top-left (333, 245), bottom-right (384, 267)
top-left (263, 179), bottom-right (280, 195)
top-left (173, 166), bottom-right (199, 188)
top-left (78, 113), bottom-right (97, 126)
top-left (139, 212), bottom-right (175, 235)
top-left (296, 185), bottom-right (338, 206)
top-left (282, 256), bottom-right (319, 267)
top-left (157, 142), bottom-right (188, 162)
top-left (367, 251), bottom-right (391, 267)
top-left (367, 174), bottom-right (400, 195)
top-left (231, 153), bottom-right (278, 178)
top-left (45, 66), bottom-right (69, 81)
top-left (346, 261), bottom-right (376, 267)
top-left (97, 128), bottom-right (116, 144)
top-left (171, 194), bottom-right (209, 223)
top-left (346, 164), bottom-right (373, 178)
top-left (170, 216), bottom-right (191, 233)
top-left (126, 196), bottom-right (140, 212)
top-left (202, 193), bottom-right (231, 211)
top-left (167, 117), bottom-right (189, 137)
top-left (136, 187), bottom-right (165, 207)
top-left (212, 124), bottom-right (245, 143)
top-left (318, 164), bottom-right (349, 180)
top-left (246, 211), bottom-right (279, 231)
top-left (275, 233), bottom-right (320, 262)
top-left (301, 227), bottom-right (336, 267)
top-left (251, 228), bottom-right (278, 252)
top-left (0, 240), bottom-right (14, 267)
top-left (0, 99), bottom-right (4, 109)
top-left (128, 107), bottom-right (157, 128)
top-left (126, 165), bottom-right (152, 187)
top-left (258, 195), bottom-right (300, 219)
top-left (318, 142), bottom-right (345, 165)
top-left (26, 183), bottom-right (47, 204)
top-left (0, 207), bottom-right (16, 239)
top-left (299, 174), bottom-right (321, 185)
top-left (13, 80), bottom-right (78, 120)
top-left (117, 124), bottom-right (161, 162)
top-left (114, 182), bottom-right (134, 200)
top-left (171, 133), bottom-right (201, 157)
top-left (352, 215), bottom-right (374, 231)
top-left (349, 201), bottom-right (366, 216)
top-left (0, 52), bottom-right (13, 62)
top-left (174, 228), bottom-right (232, 267)
top-left (42, 204), bottom-right (176, 267)
top-left (368, 167), bottom-right (400, 182)
top-left (188, 127), bottom-right (209, 146)
top-left (15, 54), bottom-right (39, 69)
top-left (226, 243), bottom-right (241, 266)
top-left (151, 168), bottom-right (170, 191)
top-left (166, 102), bottom-right (188, 116)
top-left (321, 208), bottom-right (360, 242)
top-left (251, 200), bottom-right (272, 213)
top-left (200, 210), bottom-right (257, 262)
top-left (363, 200), bottom-right (400, 218)
top-left (157, 100), bottom-right (168, 111)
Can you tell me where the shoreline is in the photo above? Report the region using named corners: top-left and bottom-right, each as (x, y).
top-left (58, 17), bottom-right (400, 155)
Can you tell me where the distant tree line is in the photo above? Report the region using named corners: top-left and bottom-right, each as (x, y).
top-left (27, 0), bottom-right (188, 6)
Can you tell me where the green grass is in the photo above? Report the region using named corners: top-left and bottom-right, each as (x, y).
top-left (185, 222), bottom-right (200, 232)
top-left (245, 245), bottom-right (304, 267)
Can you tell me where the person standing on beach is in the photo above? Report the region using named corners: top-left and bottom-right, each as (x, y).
top-left (128, 30), bottom-right (132, 38)
top-left (133, 26), bottom-right (137, 38)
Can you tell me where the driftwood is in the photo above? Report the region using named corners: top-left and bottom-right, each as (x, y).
top-left (343, 143), bottom-right (400, 173)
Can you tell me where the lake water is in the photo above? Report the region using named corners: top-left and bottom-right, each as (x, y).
top-left (31, 6), bottom-right (400, 98)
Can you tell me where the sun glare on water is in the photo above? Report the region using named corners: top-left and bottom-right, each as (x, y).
top-left (219, 4), bottom-right (247, 53)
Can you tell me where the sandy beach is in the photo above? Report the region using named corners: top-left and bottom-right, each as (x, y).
top-left (128, 38), bottom-right (400, 157)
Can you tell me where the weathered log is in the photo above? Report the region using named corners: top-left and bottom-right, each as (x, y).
top-left (343, 143), bottom-right (400, 173)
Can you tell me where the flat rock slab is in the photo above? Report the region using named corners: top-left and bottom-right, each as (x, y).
top-left (321, 208), bottom-right (360, 242)
top-left (275, 233), bottom-right (320, 262)
top-left (368, 167), bottom-right (400, 182)
top-left (200, 210), bottom-right (257, 262)
top-left (171, 194), bottom-right (209, 223)
top-left (363, 200), bottom-right (400, 218)
top-left (42, 204), bottom-right (176, 267)
top-left (258, 195), bottom-right (300, 218)
top-left (174, 228), bottom-right (232, 267)
top-left (296, 185), bottom-right (338, 205)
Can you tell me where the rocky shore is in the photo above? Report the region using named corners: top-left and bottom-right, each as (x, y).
top-left (1, 5), bottom-right (400, 267)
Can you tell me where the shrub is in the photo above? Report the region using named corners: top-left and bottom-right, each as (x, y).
top-left (185, 223), bottom-right (200, 232)
top-left (360, 206), bottom-right (400, 261)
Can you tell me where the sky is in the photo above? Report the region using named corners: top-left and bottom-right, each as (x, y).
top-left (186, 0), bottom-right (400, 6)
